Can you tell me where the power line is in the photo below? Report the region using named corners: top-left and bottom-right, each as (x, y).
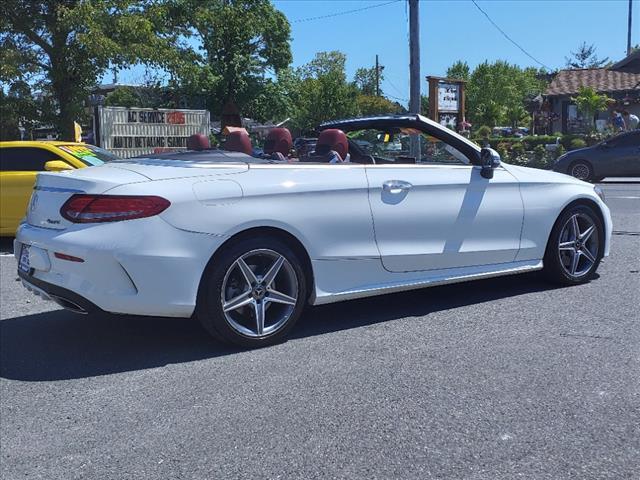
top-left (292, 0), bottom-right (402, 23)
top-left (386, 93), bottom-right (409, 103)
top-left (470, 0), bottom-right (551, 70)
top-left (384, 77), bottom-right (406, 98)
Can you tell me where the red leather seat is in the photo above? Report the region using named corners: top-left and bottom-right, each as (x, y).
top-left (264, 128), bottom-right (293, 156)
top-left (187, 133), bottom-right (210, 151)
top-left (316, 129), bottom-right (348, 160)
top-left (224, 130), bottom-right (252, 155)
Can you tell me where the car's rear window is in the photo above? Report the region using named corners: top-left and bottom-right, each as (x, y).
top-left (57, 145), bottom-right (117, 166)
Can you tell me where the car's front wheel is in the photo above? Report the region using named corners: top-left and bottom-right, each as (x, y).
top-left (197, 236), bottom-right (307, 347)
top-left (543, 204), bottom-right (604, 284)
top-left (569, 160), bottom-right (594, 182)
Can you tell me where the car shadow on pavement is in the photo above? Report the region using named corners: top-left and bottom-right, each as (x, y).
top-left (0, 272), bottom-right (565, 382)
top-left (0, 237), bottom-right (15, 255)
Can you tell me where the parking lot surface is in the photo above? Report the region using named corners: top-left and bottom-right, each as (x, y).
top-left (1, 183), bottom-right (638, 479)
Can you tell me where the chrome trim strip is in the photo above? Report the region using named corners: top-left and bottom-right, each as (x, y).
top-left (34, 186), bottom-right (85, 193)
top-left (313, 261), bottom-right (543, 305)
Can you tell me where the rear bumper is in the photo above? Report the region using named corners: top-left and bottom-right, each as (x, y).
top-left (16, 218), bottom-right (228, 317)
top-left (18, 271), bottom-right (103, 314)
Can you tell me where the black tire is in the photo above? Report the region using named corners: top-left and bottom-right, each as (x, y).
top-left (196, 235), bottom-right (307, 348)
top-left (568, 160), bottom-right (594, 182)
top-left (543, 204), bottom-right (604, 285)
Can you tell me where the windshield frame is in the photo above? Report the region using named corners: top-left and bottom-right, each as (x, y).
top-left (56, 144), bottom-right (118, 166)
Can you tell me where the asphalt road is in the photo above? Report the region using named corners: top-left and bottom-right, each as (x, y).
top-left (1, 183), bottom-right (638, 480)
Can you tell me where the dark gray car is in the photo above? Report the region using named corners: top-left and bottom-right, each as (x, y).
top-left (553, 130), bottom-right (640, 182)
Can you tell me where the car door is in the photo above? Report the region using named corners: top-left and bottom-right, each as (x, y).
top-left (0, 146), bottom-right (66, 234)
top-left (609, 132), bottom-right (640, 176)
top-left (365, 135), bottom-right (524, 273)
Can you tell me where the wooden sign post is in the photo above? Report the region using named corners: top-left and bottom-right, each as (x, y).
top-left (426, 76), bottom-right (467, 133)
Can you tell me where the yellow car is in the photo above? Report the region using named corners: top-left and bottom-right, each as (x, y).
top-left (0, 141), bottom-right (118, 236)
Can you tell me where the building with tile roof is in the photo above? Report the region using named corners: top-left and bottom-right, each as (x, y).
top-left (544, 51), bottom-right (640, 134)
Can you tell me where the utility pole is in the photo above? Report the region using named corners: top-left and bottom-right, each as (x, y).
top-left (628, 0), bottom-right (633, 56)
top-left (375, 55), bottom-right (380, 97)
top-left (409, 0), bottom-right (421, 158)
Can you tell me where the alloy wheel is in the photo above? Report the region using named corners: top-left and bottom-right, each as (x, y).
top-left (557, 213), bottom-right (599, 278)
top-left (221, 249), bottom-right (298, 338)
top-left (570, 163), bottom-right (591, 181)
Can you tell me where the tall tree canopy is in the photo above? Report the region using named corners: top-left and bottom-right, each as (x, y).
top-left (353, 67), bottom-right (381, 96)
top-left (446, 60), bottom-right (470, 81)
top-left (289, 51), bottom-right (358, 132)
top-left (565, 42), bottom-right (610, 69)
top-left (1, 0), bottom-right (187, 139)
top-left (463, 60), bottom-right (546, 128)
top-left (177, 0), bottom-right (292, 121)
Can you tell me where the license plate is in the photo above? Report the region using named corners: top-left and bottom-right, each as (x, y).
top-left (18, 244), bottom-right (30, 274)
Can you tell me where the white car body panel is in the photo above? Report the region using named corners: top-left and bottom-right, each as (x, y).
top-left (365, 164), bottom-right (523, 272)
top-left (15, 119), bottom-right (612, 319)
top-left (504, 164), bottom-right (612, 259)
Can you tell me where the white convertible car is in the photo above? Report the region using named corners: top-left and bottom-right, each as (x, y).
top-left (16, 115), bottom-right (611, 347)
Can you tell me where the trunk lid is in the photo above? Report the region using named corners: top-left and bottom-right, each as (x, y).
top-left (108, 157), bottom-right (249, 180)
top-left (27, 166), bottom-right (149, 230)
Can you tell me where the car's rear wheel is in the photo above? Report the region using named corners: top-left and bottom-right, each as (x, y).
top-left (543, 204), bottom-right (604, 285)
top-left (569, 160), bottom-right (594, 182)
top-left (197, 236), bottom-right (307, 347)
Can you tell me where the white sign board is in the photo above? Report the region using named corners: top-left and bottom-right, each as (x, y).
top-left (438, 83), bottom-right (459, 112)
top-left (97, 107), bottom-right (210, 158)
top-left (439, 113), bottom-right (457, 130)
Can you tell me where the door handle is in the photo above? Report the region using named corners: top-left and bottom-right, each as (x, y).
top-left (382, 180), bottom-right (413, 194)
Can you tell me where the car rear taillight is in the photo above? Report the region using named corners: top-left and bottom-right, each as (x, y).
top-left (60, 195), bottom-right (171, 223)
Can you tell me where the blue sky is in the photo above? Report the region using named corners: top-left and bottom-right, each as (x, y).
top-left (117, 0), bottom-right (638, 107)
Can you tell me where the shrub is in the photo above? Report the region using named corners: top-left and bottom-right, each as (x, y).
top-left (559, 134), bottom-right (584, 150)
top-left (476, 125), bottom-right (492, 138)
top-left (496, 142), bottom-right (510, 160)
top-left (554, 144), bottom-right (566, 159)
top-left (584, 131), bottom-right (611, 146)
top-left (509, 142), bottom-right (525, 159)
top-left (522, 135), bottom-right (560, 150)
top-left (508, 154), bottom-right (530, 167)
top-left (569, 138), bottom-right (587, 150)
top-left (533, 144), bottom-right (546, 161)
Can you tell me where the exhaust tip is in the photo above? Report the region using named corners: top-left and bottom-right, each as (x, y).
top-left (50, 295), bottom-right (88, 314)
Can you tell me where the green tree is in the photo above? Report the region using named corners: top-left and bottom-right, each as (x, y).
top-left (244, 68), bottom-right (300, 123)
top-left (474, 100), bottom-right (504, 128)
top-left (446, 60), bottom-right (470, 81)
top-left (356, 95), bottom-right (403, 116)
top-left (1, 0), bottom-right (186, 140)
top-left (505, 104), bottom-right (528, 128)
top-left (420, 95), bottom-right (429, 116)
top-left (290, 51), bottom-right (358, 132)
top-left (565, 42), bottom-right (610, 69)
top-left (464, 60), bottom-right (547, 128)
top-left (571, 86), bottom-right (612, 131)
top-left (104, 86), bottom-right (143, 108)
top-left (353, 67), bottom-right (380, 96)
top-left (178, 0), bottom-right (291, 122)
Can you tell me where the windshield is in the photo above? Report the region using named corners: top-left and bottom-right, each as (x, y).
top-left (349, 128), bottom-right (469, 165)
top-left (57, 144), bottom-right (118, 166)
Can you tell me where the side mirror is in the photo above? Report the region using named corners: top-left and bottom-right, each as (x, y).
top-left (480, 147), bottom-right (500, 179)
top-left (44, 160), bottom-right (73, 172)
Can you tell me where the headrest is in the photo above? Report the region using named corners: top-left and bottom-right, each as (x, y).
top-left (187, 133), bottom-right (210, 151)
top-left (224, 130), bottom-right (252, 155)
top-left (264, 128), bottom-right (293, 156)
top-left (317, 129), bottom-right (348, 160)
